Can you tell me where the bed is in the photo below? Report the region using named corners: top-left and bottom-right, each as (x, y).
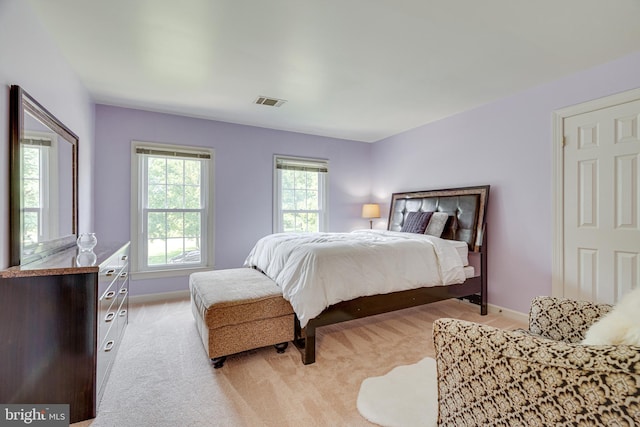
top-left (245, 185), bottom-right (490, 364)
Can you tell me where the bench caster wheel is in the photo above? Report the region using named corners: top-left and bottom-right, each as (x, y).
top-left (211, 356), bottom-right (227, 369)
top-left (274, 342), bottom-right (288, 354)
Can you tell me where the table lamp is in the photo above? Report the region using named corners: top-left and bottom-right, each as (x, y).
top-left (361, 203), bottom-right (381, 229)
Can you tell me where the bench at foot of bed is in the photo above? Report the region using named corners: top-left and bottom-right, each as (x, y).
top-left (189, 268), bottom-right (294, 368)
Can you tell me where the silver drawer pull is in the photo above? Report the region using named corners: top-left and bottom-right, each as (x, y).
top-left (105, 269), bottom-right (116, 277)
top-left (104, 290), bottom-right (116, 300)
top-left (104, 340), bottom-right (115, 352)
top-left (120, 272), bottom-right (128, 278)
top-left (121, 255), bottom-right (128, 261)
top-left (119, 288), bottom-right (128, 295)
top-left (105, 312), bottom-right (115, 322)
top-left (119, 309), bottom-right (127, 317)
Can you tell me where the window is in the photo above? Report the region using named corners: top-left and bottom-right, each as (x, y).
top-left (132, 142), bottom-right (214, 276)
top-left (21, 132), bottom-right (58, 248)
top-left (274, 156), bottom-right (328, 233)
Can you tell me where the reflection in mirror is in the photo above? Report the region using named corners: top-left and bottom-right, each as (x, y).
top-left (22, 113), bottom-right (74, 247)
top-left (9, 86), bottom-right (78, 266)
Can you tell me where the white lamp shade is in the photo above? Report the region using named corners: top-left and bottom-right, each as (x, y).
top-left (361, 203), bottom-right (381, 219)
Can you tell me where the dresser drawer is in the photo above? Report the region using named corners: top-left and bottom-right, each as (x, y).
top-left (98, 265), bottom-right (119, 299)
top-left (117, 291), bottom-right (128, 329)
top-left (98, 268), bottom-right (120, 346)
top-left (114, 244), bottom-right (129, 270)
top-left (96, 323), bottom-right (118, 401)
top-left (98, 244), bottom-right (128, 293)
top-left (117, 265), bottom-right (129, 324)
top-left (98, 299), bottom-right (118, 347)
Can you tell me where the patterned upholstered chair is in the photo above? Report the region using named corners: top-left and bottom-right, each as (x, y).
top-left (433, 297), bottom-right (640, 426)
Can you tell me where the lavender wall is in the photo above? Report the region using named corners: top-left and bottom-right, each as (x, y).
top-left (0, 0), bottom-right (95, 269)
top-left (4, 0), bottom-right (640, 312)
top-left (371, 50), bottom-right (640, 314)
top-left (94, 105), bottom-right (371, 295)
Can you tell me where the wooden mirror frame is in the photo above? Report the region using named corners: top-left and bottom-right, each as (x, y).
top-left (9, 85), bottom-right (79, 266)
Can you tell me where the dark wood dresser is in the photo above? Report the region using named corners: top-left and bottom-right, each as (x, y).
top-left (0, 241), bottom-right (130, 423)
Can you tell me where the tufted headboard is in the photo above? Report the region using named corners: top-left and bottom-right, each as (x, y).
top-left (387, 185), bottom-right (490, 252)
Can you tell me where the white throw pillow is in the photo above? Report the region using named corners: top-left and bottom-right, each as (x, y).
top-left (582, 287), bottom-right (640, 346)
top-left (424, 212), bottom-right (449, 238)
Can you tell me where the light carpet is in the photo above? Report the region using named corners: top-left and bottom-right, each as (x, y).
top-left (356, 357), bottom-right (437, 427)
top-left (70, 298), bottom-right (523, 426)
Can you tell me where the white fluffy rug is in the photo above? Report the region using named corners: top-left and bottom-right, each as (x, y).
top-left (356, 357), bottom-right (438, 427)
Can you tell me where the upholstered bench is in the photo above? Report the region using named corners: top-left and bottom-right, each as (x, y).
top-left (189, 268), bottom-right (294, 368)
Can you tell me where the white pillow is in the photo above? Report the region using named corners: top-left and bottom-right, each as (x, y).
top-left (582, 287), bottom-right (640, 346)
top-left (424, 212), bottom-right (448, 238)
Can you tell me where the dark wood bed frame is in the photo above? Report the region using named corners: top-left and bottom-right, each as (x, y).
top-left (293, 185), bottom-right (490, 364)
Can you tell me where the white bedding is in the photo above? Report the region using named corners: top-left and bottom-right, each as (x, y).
top-left (451, 240), bottom-right (469, 267)
top-left (244, 230), bottom-right (468, 327)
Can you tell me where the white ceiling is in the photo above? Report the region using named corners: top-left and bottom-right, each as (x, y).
top-left (26, 0), bottom-right (640, 142)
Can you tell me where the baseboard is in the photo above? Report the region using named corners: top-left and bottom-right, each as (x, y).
top-left (487, 303), bottom-right (528, 325)
top-left (129, 290), bottom-right (190, 305)
top-left (455, 298), bottom-right (528, 325)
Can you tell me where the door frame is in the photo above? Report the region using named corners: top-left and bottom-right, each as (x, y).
top-left (552, 87), bottom-right (640, 298)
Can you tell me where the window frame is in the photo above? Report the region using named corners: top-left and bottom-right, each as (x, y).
top-left (273, 155), bottom-right (329, 233)
top-left (130, 141), bottom-right (215, 279)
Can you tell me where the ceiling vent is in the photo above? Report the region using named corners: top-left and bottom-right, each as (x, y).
top-left (254, 96), bottom-right (286, 107)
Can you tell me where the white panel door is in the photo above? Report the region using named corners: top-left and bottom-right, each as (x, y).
top-left (563, 99), bottom-right (640, 304)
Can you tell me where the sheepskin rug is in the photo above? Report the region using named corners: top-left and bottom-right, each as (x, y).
top-left (356, 357), bottom-right (437, 427)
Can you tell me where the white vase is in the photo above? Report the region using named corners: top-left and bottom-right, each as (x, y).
top-left (76, 251), bottom-right (97, 266)
top-left (77, 233), bottom-right (97, 252)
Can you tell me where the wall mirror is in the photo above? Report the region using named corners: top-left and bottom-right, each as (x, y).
top-left (9, 85), bottom-right (78, 266)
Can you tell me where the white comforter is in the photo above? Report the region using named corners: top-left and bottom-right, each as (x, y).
top-left (244, 230), bottom-right (467, 327)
